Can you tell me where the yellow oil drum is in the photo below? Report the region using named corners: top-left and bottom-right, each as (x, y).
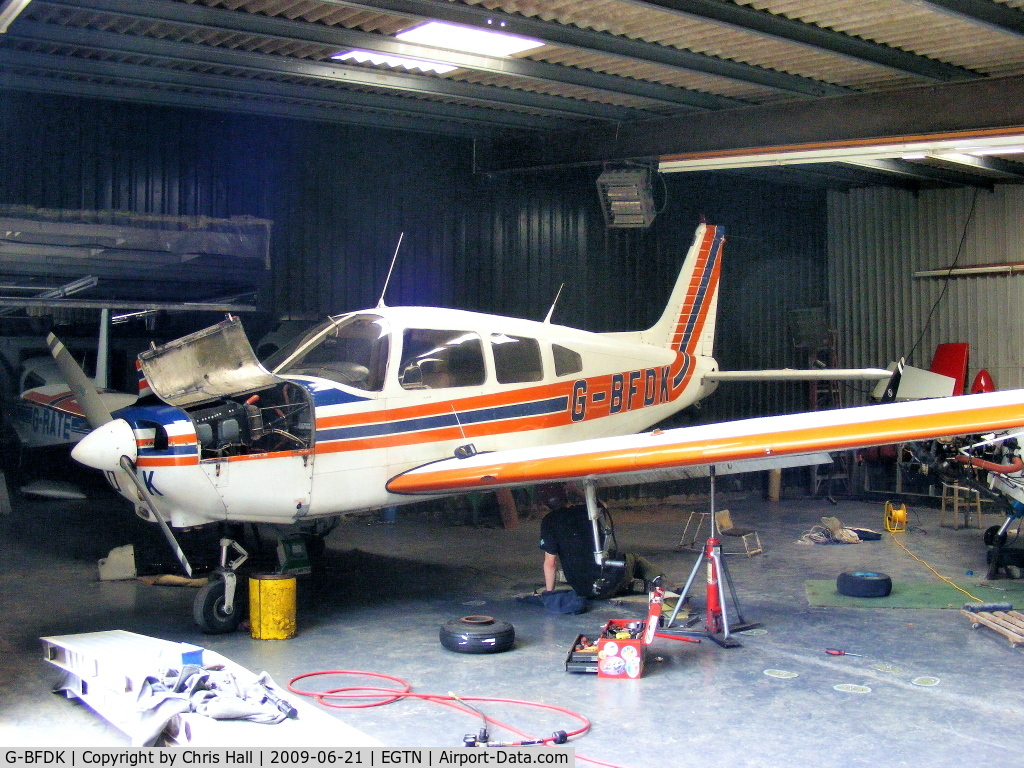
top-left (249, 574), bottom-right (297, 640)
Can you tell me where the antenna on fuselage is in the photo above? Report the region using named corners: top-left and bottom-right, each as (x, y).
top-left (543, 283), bottom-right (565, 324)
top-left (376, 232), bottom-right (405, 309)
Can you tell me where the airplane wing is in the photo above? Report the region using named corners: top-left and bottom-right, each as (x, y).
top-left (386, 388), bottom-right (1024, 495)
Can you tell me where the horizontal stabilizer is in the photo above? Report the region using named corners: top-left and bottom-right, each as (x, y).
top-left (870, 362), bottom-right (957, 400)
top-left (706, 368), bottom-right (892, 382)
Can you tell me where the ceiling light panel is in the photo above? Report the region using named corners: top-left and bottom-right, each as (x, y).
top-left (396, 21), bottom-right (544, 57)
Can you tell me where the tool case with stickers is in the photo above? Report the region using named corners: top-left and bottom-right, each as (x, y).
top-left (596, 619), bottom-right (647, 679)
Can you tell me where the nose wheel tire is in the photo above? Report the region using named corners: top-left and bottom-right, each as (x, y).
top-left (194, 578), bottom-right (244, 634)
top-left (836, 571), bottom-right (892, 598)
top-left (439, 615), bottom-right (515, 654)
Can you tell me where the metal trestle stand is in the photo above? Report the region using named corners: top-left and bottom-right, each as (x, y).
top-left (661, 466), bottom-right (761, 647)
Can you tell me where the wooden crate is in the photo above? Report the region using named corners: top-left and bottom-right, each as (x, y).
top-left (961, 609), bottom-right (1024, 647)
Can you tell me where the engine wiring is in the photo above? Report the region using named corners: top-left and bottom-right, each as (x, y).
top-left (286, 669), bottom-right (631, 768)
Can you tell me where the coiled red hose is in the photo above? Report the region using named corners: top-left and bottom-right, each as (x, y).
top-left (287, 669), bottom-right (630, 768)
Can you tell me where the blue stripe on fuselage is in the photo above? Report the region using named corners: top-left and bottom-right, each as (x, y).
top-left (316, 396), bottom-right (569, 442)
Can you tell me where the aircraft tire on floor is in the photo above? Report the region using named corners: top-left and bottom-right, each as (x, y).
top-left (836, 571), bottom-right (892, 598)
top-left (194, 577), bottom-right (245, 634)
top-left (439, 615), bottom-right (515, 654)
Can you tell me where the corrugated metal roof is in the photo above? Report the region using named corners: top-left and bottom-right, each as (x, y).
top-left (742, 0), bottom-right (1024, 77)
top-left (4, 0), bottom-right (1024, 187)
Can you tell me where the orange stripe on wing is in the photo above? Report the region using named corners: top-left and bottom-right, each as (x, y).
top-left (387, 400), bottom-right (1024, 494)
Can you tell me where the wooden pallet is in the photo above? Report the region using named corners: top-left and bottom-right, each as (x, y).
top-left (961, 609), bottom-right (1024, 647)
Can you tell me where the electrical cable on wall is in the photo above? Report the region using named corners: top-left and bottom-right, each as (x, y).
top-left (906, 187), bottom-right (980, 363)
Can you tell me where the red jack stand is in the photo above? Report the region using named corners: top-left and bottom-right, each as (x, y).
top-left (661, 466), bottom-right (761, 647)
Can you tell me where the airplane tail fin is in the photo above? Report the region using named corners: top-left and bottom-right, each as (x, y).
top-left (136, 358), bottom-right (153, 398)
top-left (645, 223), bottom-right (724, 357)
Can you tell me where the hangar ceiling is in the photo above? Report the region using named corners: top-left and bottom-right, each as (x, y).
top-left (4, 0), bottom-right (1024, 189)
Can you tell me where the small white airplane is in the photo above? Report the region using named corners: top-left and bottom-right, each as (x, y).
top-left (52, 222), bottom-right (1012, 634)
top-left (13, 350), bottom-right (137, 452)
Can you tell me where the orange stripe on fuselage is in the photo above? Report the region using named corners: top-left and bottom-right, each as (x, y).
top-left (315, 409), bottom-right (574, 454)
top-left (137, 455), bottom-right (199, 467)
top-left (315, 380), bottom-right (575, 430)
top-left (313, 365), bottom-right (686, 454)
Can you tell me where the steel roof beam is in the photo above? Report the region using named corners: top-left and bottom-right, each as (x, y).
top-left (0, 47), bottom-right (567, 132)
top-left (0, 70), bottom-right (491, 137)
top-left (928, 153), bottom-right (1024, 177)
top-left (729, 162), bottom-right (923, 190)
top-left (322, 0), bottom-right (852, 96)
top-left (0, 297), bottom-right (261, 311)
top-left (848, 158), bottom-right (995, 188)
top-left (483, 73), bottom-right (1024, 171)
top-left (38, 0), bottom-right (743, 110)
top-left (9, 19), bottom-right (650, 121)
top-left (919, 0), bottom-right (1024, 37)
top-left (632, 0), bottom-right (977, 81)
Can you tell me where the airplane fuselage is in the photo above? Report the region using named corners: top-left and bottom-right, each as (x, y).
top-left (96, 306), bottom-right (719, 528)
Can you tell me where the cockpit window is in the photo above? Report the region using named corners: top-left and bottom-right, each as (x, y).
top-left (491, 334), bottom-right (543, 384)
top-left (270, 314), bottom-right (389, 391)
top-left (21, 371), bottom-right (46, 393)
top-left (552, 344), bottom-right (583, 377)
top-left (399, 330), bottom-right (485, 390)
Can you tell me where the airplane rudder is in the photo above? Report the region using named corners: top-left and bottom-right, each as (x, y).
top-left (659, 223), bottom-right (725, 353)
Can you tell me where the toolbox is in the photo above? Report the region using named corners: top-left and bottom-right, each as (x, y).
top-left (596, 619), bottom-right (647, 679)
top-left (563, 584), bottom-right (667, 678)
top-left (564, 633), bottom-right (600, 674)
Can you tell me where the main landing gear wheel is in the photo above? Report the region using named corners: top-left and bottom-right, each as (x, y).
top-left (439, 615), bottom-right (515, 654)
top-left (194, 578), bottom-right (244, 634)
top-left (836, 571), bottom-right (892, 598)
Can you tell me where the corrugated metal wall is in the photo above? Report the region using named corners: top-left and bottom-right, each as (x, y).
top-left (828, 184), bottom-right (1024, 397)
top-left (1, 90), bottom-right (828, 421)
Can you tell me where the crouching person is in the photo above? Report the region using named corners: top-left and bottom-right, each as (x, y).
top-left (538, 482), bottom-right (659, 600)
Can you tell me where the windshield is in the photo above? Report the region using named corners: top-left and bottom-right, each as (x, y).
top-left (269, 314), bottom-right (390, 391)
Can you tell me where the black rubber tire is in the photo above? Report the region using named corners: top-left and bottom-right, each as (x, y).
top-left (193, 578), bottom-right (244, 634)
top-left (984, 525), bottom-right (1007, 548)
top-left (836, 571), bottom-right (892, 598)
top-left (439, 615), bottom-right (515, 654)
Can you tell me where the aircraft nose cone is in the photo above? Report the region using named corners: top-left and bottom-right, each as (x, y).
top-left (71, 418), bottom-right (138, 471)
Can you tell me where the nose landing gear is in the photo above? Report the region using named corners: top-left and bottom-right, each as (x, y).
top-left (194, 538), bottom-right (249, 634)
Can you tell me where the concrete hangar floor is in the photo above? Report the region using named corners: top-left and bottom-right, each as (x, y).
top-left (1, 481), bottom-right (1021, 767)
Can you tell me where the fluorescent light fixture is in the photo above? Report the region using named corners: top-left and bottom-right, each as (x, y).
top-left (332, 50), bottom-right (456, 74)
top-left (396, 21), bottom-right (544, 57)
top-left (660, 133), bottom-right (1024, 173)
top-left (0, 0), bottom-right (32, 34)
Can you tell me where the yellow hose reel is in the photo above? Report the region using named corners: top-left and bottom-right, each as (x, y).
top-left (884, 501), bottom-right (908, 532)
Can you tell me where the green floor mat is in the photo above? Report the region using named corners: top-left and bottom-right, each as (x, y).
top-left (804, 579), bottom-right (1024, 609)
